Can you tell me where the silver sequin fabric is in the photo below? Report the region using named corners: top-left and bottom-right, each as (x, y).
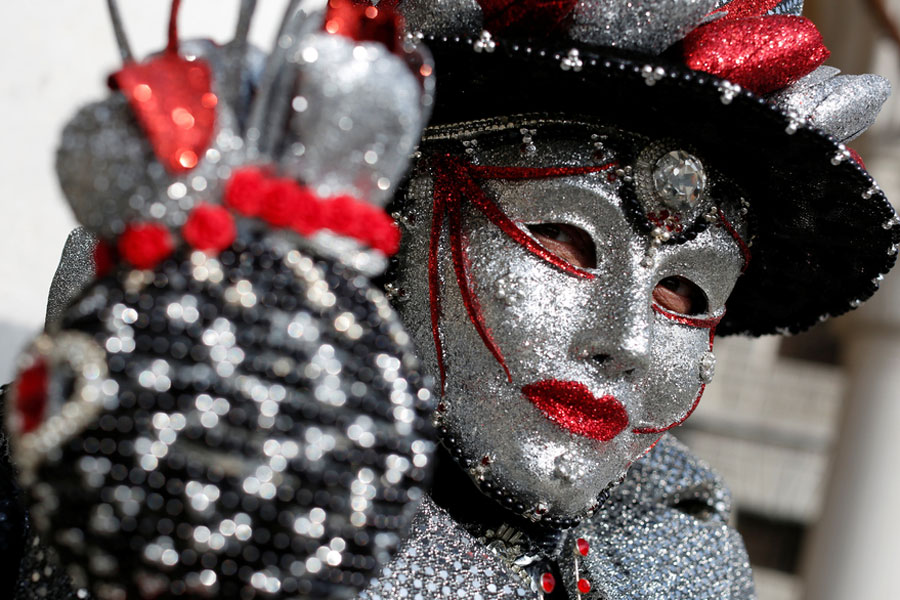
top-left (362, 434), bottom-right (755, 599)
top-left (768, 66), bottom-right (891, 143)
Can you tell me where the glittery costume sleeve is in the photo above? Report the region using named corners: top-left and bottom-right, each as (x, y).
top-left (361, 435), bottom-right (755, 600)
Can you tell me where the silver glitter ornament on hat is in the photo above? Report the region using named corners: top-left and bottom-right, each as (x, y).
top-left (571, 0), bottom-right (720, 54)
top-left (769, 66), bottom-right (891, 143)
top-left (282, 33), bottom-right (433, 205)
top-left (400, 0), bottom-right (484, 37)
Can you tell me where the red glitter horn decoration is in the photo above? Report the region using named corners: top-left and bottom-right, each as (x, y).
top-left (427, 154), bottom-right (616, 393)
top-left (683, 15), bottom-right (830, 95)
top-left (111, 0), bottom-right (217, 173)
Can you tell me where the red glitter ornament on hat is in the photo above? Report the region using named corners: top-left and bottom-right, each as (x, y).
top-left (118, 222), bottom-right (175, 270)
top-left (683, 15), bottom-right (829, 95)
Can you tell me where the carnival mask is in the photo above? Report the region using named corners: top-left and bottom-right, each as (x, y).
top-left (391, 118), bottom-right (751, 523)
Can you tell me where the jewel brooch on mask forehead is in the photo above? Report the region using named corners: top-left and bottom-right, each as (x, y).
top-left (626, 140), bottom-right (752, 268)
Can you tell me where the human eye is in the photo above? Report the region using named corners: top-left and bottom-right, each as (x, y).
top-left (526, 223), bottom-right (597, 269)
top-left (652, 275), bottom-right (709, 316)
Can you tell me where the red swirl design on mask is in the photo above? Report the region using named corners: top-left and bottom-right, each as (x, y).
top-left (522, 380), bottom-right (628, 442)
top-left (428, 155), bottom-right (617, 393)
top-left (631, 328), bottom-right (716, 434)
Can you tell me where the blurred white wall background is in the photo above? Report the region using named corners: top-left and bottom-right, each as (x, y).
top-left (1, 1), bottom-right (898, 599)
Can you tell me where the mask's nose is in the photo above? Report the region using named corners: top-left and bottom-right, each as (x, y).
top-left (571, 279), bottom-right (653, 377)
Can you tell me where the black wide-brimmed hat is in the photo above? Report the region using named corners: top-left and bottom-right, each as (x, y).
top-left (398, 0), bottom-right (899, 336)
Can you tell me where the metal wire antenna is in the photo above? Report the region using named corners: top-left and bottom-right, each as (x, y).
top-left (106, 0), bottom-right (134, 62)
top-left (223, 0), bottom-right (259, 121)
top-left (244, 0), bottom-right (310, 159)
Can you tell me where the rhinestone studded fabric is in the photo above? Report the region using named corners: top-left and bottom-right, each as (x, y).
top-left (44, 228), bottom-right (97, 330)
top-left (364, 435), bottom-right (755, 599)
top-left (9, 225), bottom-right (434, 599)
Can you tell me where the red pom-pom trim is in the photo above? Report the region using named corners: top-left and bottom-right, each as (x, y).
top-left (261, 179), bottom-right (318, 229)
top-left (223, 168), bottom-right (401, 255)
top-left (224, 166), bottom-right (268, 217)
top-left (118, 222), bottom-right (174, 270)
top-left (183, 203), bottom-right (236, 253)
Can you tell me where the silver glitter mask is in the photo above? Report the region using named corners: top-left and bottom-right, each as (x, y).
top-left (392, 117), bottom-right (749, 522)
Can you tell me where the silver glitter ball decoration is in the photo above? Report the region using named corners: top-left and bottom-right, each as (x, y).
top-left (769, 66), bottom-right (891, 143)
top-left (282, 34), bottom-right (432, 207)
top-left (652, 150), bottom-right (707, 210)
top-left (571, 0), bottom-right (720, 54)
top-left (56, 94), bottom-right (168, 237)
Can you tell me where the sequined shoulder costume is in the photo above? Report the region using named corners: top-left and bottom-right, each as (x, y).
top-left (362, 434), bottom-right (755, 599)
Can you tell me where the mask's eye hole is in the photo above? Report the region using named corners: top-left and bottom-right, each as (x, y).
top-left (653, 276), bottom-right (709, 316)
top-left (526, 223), bottom-right (597, 269)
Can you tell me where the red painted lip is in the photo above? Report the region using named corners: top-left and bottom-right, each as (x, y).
top-left (521, 380), bottom-right (629, 442)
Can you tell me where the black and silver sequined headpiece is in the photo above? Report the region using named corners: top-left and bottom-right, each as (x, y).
top-left (395, 0), bottom-right (899, 335)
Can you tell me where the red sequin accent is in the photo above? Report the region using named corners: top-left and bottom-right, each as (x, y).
top-left (477, 0), bottom-right (578, 37)
top-left (711, 0), bottom-right (782, 19)
top-left (118, 222), bottom-right (174, 270)
top-left (576, 538), bottom-right (590, 556)
top-left (684, 16), bottom-right (829, 95)
top-left (632, 329), bottom-right (715, 434)
top-left (577, 578), bottom-right (591, 594)
top-left (111, 0), bottom-right (215, 174)
top-left (717, 209), bottom-right (751, 273)
top-left (449, 198), bottom-right (512, 384)
top-left (183, 204), bottom-right (236, 254)
top-left (652, 304), bottom-right (723, 329)
top-left (847, 148), bottom-right (866, 170)
top-left (428, 155), bottom-right (615, 393)
top-left (540, 572), bottom-right (556, 593)
top-left (15, 360), bottom-right (48, 434)
top-left (92, 240), bottom-right (114, 278)
top-left (521, 380), bottom-right (629, 442)
top-left (323, 0), bottom-right (404, 53)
